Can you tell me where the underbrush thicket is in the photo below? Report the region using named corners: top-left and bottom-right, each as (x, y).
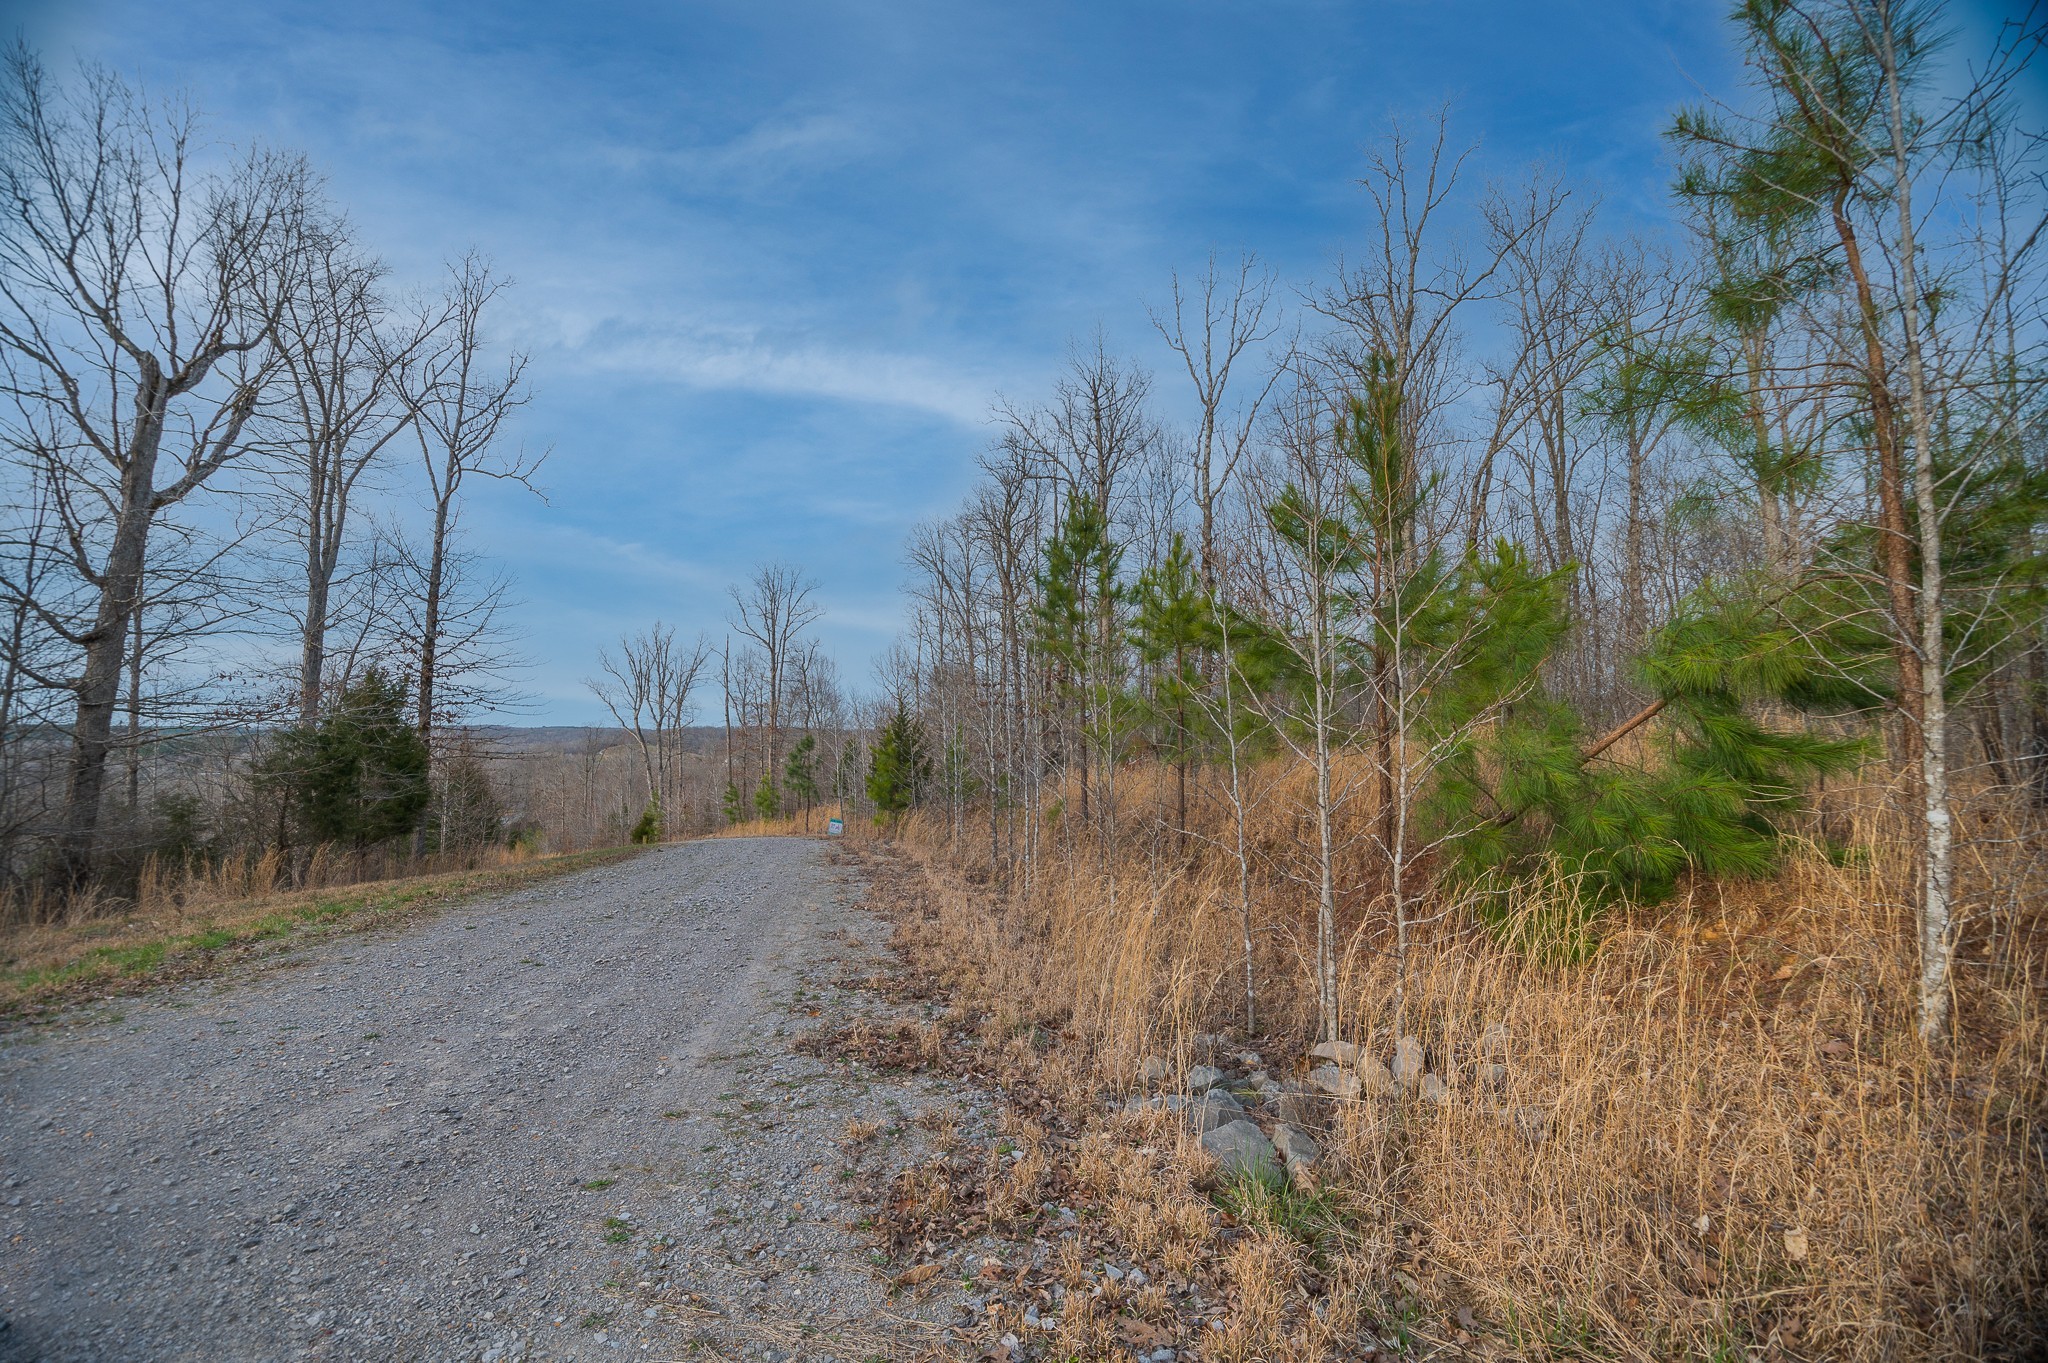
top-left (865, 765), bottom-right (2044, 1362)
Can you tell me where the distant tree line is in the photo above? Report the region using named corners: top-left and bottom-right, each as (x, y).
top-left (587, 562), bottom-right (869, 842)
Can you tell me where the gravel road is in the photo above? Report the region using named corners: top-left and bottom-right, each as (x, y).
top-left (0, 837), bottom-right (985, 1362)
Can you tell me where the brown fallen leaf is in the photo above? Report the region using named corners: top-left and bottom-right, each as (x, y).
top-left (1117, 1317), bottom-right (1175, 1349)
top-left (892, 1261), bottom-right (942, 1290)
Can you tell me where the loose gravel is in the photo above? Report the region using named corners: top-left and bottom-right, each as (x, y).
top-left (0, 836), bottom-right (988, 1362)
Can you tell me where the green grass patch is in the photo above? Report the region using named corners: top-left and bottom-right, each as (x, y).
top-left (1212, 1169), bottom-right (1354, 1263)
top-left (18, 957), bottom-right (110, 992)
top-left (104, 942), bottom-right (166, 974)
top-left (1500, 1300), bottom-right (1618, 1358)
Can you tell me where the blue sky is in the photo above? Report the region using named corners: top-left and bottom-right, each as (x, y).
top-left (15, 0), bottom-right (2028, 723)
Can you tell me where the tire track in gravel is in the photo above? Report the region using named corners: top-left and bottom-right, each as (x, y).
top-left (0, 836), bottom-right (992, 1363)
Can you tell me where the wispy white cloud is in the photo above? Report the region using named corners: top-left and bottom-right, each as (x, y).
top-left (818, 598), bottom-right (914, 639)
top-left (521, 524), bottom-right (728, 595)
top-left (571, 325), bottom-right (996, 427)
top-left (600, 110), bottom-right (878, 189)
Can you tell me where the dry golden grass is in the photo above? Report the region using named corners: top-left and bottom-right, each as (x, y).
top-left (706, 803), bottom-right (856, 841)
top-left (859, 763), bottom-right (2046, 1362)
top-left (0, 842), bottom-right (642, 1022)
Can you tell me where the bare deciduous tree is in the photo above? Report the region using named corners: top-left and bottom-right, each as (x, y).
top-left (727, 562), bottom-right (821, 788)
top-left (1151, 253), bottom-right (1283, 584)
top-left (402, 253), bottom-right (540, 757)
top-left (0, 46), bottom-right (315, 885)
top-left (586, 623), bottom-right (711, 827)
top-left (266, 219), bottom-right (444, 726)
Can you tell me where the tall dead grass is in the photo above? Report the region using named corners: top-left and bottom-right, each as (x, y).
top-left (0, 841), bottom-right (635, 1020)
top-left (704, 803), bottom-right (850, 841)
top-left (1, 838), bottom-right (550, 932)
top-left (876, 763), bottom-right (2046, 1361)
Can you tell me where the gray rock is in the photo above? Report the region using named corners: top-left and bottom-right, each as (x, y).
top-left (1272, 1089), bottom-right (1323, 1127)
top-left (1418, 1073), bottom-right (1451, 1104)
top-left (1187, 1089), bottom-right (1245, 1133)
top-left (1271, 1123), bottom-right (1320, 1174)
top-left (1199, 1120), bottom-right (1282, 1182)
top-left (1136, 1055), bottom-right (1170, 1087)
top-left (1357, 1055), bottom-right (1397, 1096)
top-left (1479, 1022), bottom-right (1511, 1059)
top-left (1119, 1092), bottom-right (1188, 1116)
top-left (1307, 1039), bottom-right (1361, 1067)
top-left (1184, 1064), bottom-right (1228, 1093)
top-left (1307, 1065), bottom-right (1360, 1099)
top-left (1480, 1063), bottom-right (1508, 1091)
top-left (1392, 1035), bottom-right (1427, 1086)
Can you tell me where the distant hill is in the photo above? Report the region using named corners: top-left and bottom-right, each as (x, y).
top-left (466, 725), bottom-right (729, 756)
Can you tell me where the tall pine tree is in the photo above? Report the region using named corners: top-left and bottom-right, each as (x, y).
top-left (866, 704), bottom-right (932, 823)
top-left (783, 733), bottom-right (820, 830)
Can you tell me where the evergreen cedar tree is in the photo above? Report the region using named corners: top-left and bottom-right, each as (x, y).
top-left (1034, 494), bottom-right (1132, 802)
top-left (866, 705), bottom-right (931, 820)
top-left (783, 734), bottom-right (820, 827)
top-left (264, 668), bottom-right (431, 848)
top-left (630, 797), bottom-right (662, 845)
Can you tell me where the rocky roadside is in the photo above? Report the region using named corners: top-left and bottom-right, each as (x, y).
top-left (824, 846), bottom-right (1555, 1363)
